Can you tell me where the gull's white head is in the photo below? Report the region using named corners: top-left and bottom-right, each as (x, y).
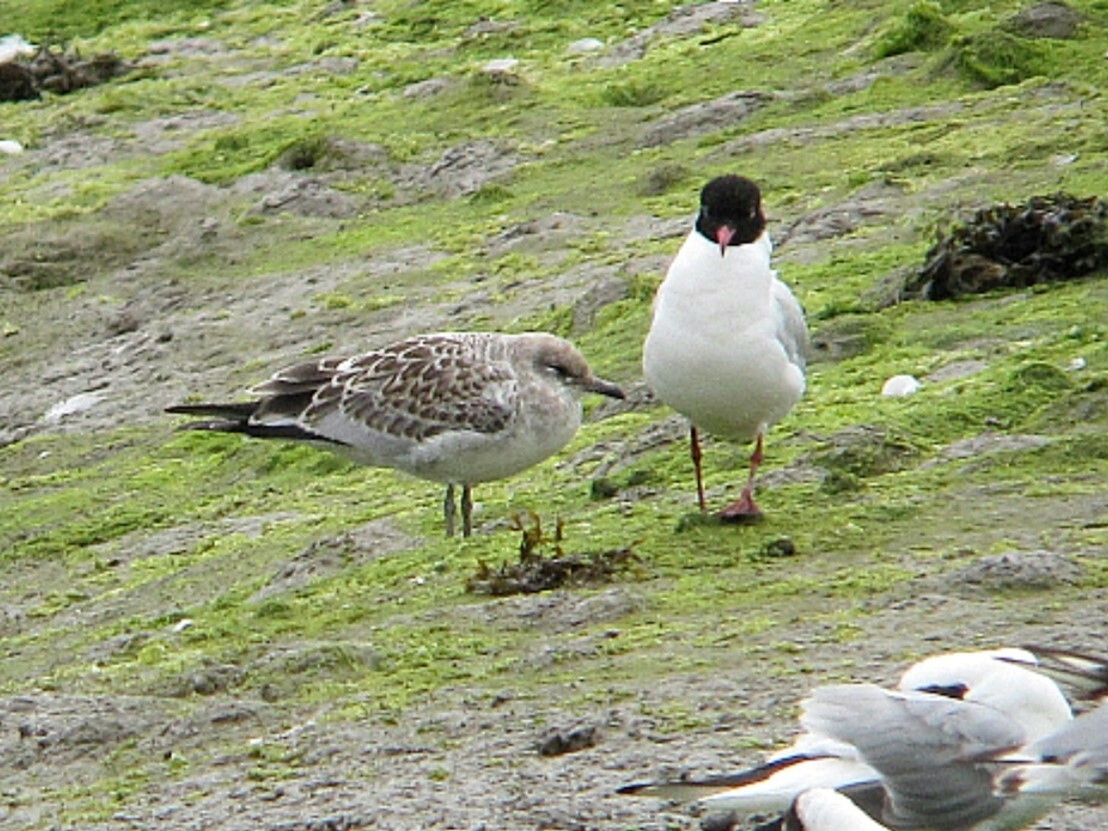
top-left (898, 649), bottom-right (1072, 742)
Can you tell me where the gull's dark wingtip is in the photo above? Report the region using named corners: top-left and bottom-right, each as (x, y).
top-left (165, 401), bottom-right (257, 420)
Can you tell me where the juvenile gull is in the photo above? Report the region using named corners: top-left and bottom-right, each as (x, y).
top-left (167, 331), bottom-right (624, 537)
top-left (642, 174), bottom-right (808, 521)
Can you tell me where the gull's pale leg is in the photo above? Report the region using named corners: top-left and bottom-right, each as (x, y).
top-left (444, 484), bottom-right (456, 538)
top-left (461, 484), bottom-right (474, 538)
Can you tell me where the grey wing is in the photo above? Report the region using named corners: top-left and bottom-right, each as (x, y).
top-left (772, 278), bottom-right (809, 371)
top-left (988, 704), bottom-right (1108, 803)
top-left (1027, 704), bottom-right (1108, 769)
top-left (801, 684), bottom-right (1026, 830)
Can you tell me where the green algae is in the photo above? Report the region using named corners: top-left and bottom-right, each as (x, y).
top-left (875, 1), bottom-right (955, 58)
top-left (5, 0), bottom-right (233, 41)
top-left (946, 29), bottom-right (1047, 88)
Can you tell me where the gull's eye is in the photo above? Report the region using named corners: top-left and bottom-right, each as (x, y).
top-left (545, 361), bottom-right (578, 383)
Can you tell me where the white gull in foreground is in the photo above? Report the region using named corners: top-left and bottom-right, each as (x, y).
top-left (167, 331), bottom-right (623, 537)
top-left (618, 646), bottom-right (1105, 820)
top-left (642, 174), bottom-right (808, 521)
top-left (796, 682), bottom-right (1108, 831)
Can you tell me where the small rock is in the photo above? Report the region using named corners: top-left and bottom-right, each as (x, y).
top-left (417, 139), bottom-right (517, 198)
top-left (175, 664), bottom-right (244, 696)
top-left (811, 425), bottom-right (921, 494)
top-left (0, 138), bottom-right (24, 154)
top-left (924, 360), bottom-right (988, 383)
top-left (480, 58), bottom-right (520, 79)
top-left (641, 91), bottom-right (771, 148)
top-left (947, 550), bottom-right (1082, 591)
top-left (755, 537), bottom-right (798, 559)
top-left (567, 38), bottom-right (604, 55)
top-left (147, 37), bottom-right (224, 56)
top-left (538, 724), bottom-right (599, 757)
top-left (808, 315), bottom-right (889, 364)
top-left (571, 275), bottom-right (628, 332)
top-left (106, 308), bottom-right (141, 336)
top-left (701, 811), bottom-right (740, 831)
top-left (638, 163), bottom-right (689, 196)
top-left (403, 77), bottom-right (452, 98)
top-left (930, 432), bottom-right (1051, 465)
top-left (465, 18), bottom-right (517, 39)
top-left (1005, 2), bottom-right (1083, 39)
top-left (247, 176), bottom-right (361, 219)
top-left (881, 374), bottom-right (921, 397)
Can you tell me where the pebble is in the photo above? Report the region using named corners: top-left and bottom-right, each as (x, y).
top-left (481, 58), bottom-right (519, 77)
top-left (567, 38), bottom-right (604, 55)
top-left (881, 374), bottom-right (921, 397)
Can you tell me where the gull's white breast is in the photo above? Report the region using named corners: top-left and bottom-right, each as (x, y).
top-left (643, 231), bottom-right (806, 441)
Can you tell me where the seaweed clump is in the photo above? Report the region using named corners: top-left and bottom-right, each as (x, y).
top-left (0, 45), bottom-right (132, 102)
top-left (904, 193), bottom-right (1108, 300)
top-left (465, 511), bottom-right (642, 596)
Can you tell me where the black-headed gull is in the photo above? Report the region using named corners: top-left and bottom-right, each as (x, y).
top-left (618, 647), bottom-right (1096, 816)
top-left (642, 174), bottom-right (808, 520)
top-left (168, 332), bottom-right (623, 537)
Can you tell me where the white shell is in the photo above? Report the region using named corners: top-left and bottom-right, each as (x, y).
top-left (881, 374), bottom-right (921, 397)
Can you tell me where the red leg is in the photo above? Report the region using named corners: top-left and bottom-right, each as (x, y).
top-left (690, 425), bottom-right (707, 512)
top-left (720, 432), bottom-right (765, 522)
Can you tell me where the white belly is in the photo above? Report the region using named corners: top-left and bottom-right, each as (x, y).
top-left (331, 398), bottom-right (583, 484)
top-left (644, 319), bottom-right (804, 440)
